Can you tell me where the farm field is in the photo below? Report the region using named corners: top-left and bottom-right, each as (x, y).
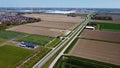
top-left (0, 45), bottom-right (33, 68)
top-left (17, 34), bottom-right (53, 46)
top-left (0, 30), bottom-right (54, 68)
top-left (98, 22), bottom-right (120, 31)
top-left (80, 30), bottom-right (120, 43)
top-left (91, 20), bottom-right (113, 24)
top-left (54, 55), bottom-right (120, 68)
top-left (90, 22), bottom-right (120, 31)
top-left (26, 21), bottom-right (79, 30)
top-left (0, 30), bottom-right (54, 46)
top-left (91, 14), bottom-right (120, 24)
top-left (7, 14), bottom-right (84, 37)
top-left (7, 25), bottom-right (69, 37)
top-left (111, 15), bottom-right (120, 23)
top-left (23, 14), bottom-right (84, 23)
top-left (0, 31), bottom-right (24, 40)
top-left (69, 39), bottom-right (120, 65)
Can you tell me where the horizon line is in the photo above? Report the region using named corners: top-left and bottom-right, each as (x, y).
top-left (0, 7), bottom-right (120, 9)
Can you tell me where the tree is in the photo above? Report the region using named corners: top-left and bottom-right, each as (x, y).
top-left (0, 24), bottom-right (7, 30)
top-left (67, 13), bottom-right (76, 17)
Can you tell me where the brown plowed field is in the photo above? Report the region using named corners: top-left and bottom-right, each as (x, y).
top-left (91, 20), bottom-right (113, 23)
top-left (81, 30), bottom-right (120, 43)
top-left (7, 25), bottom-right (69, 37)
top-left (26, 21), bottom-right (79, 30)
top-left (23, 14), bottom-right (84, 23)
top-left (7, 14), bottom-right (84, 37)
top-left (69, 39), bottom-right (120, 65)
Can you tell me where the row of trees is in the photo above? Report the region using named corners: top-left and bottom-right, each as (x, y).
top-left (91, 14), bottom-right (112, 20)
top-left (67, 13), bottom-right (76, 17)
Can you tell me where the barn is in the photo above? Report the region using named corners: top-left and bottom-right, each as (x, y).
top-left (19, 42), bottom-right (37, 48)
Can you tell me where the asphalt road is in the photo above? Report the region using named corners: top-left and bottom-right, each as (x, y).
top-left (49, 15), bottom-right (91, 68)
top-left (33, 14), bottom-right (91, 68)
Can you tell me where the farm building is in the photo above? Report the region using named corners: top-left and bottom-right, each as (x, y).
top-left (85, 26), bottom-right (95, 30)
top-left (19, 42), bottom-right (37, 48)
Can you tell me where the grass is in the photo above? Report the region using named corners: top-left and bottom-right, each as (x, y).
top-left (64, 29), bottom-right (84, 54)
top-left (76, 14), bottom-right (87, 17)
top-left (0, 38), bottom-right (5, 44)
top-left (0, 31), bottom-right (24, 40)
top-left (91, 22), bottom-right (120, 31)
top-left (54, 55), bottom-right (120, 68)
top-left (42, 42), bottom-right (66, 68)
top-left (46, 38), bottom-right (61, 48)
top-left (0, 45), bottom-right (33, 68)
top-left (64, 38), bottom-right (78, 54)
top-left (17, 34), bottom-right (54, 46)
top-left (99, 23), bottom-right (120, 31)
top-left (21, 46), bottom-right (51, 68)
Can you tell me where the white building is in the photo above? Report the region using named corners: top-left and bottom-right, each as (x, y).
top-left (85, 26), bottom-right (95, 30)
top-left (46, 10), bottom-right (76, 14)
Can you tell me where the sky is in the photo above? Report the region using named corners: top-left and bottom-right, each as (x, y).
top-left (0, 0), bottom-right (120, 8)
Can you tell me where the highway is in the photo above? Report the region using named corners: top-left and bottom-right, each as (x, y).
top-left (33, 14), bottom-right (91, 68)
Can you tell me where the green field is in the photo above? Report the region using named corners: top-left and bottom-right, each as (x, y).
top-left (46, 38), bottom-right (61, 48)
top-left (0, 31), bottom-right (24, 40)
top-left (0, 30), bottom-right (54, 46)
top-left (21, 46), bottom-right (51, 68)
top-left (17, 34), bottom-right (53, 46)
top-left (0, 45), bottom-right (33, 68)
top-left (54, 55), bottom-right (120, 68)
top-left (0, 30), bottom-right (55, 67)
top-left (0, 38), bottom-right (5, 44)
top-left (91, 22), bottom-right (120, 31)
top-left (76, 14), bottom-right (87, 17)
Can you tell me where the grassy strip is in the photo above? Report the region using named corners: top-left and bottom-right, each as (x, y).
top-left (64, 29), bottom-right (84, 54)
top-left (80, 37), bottom-right (120, 44)
top-left (54, 55), bottom-right (120, 68)
top-left (42, 29), bottom-right (82, 68)
top-left (20, 46), bottom-right (51, 68)
top-left (64, 38), bottom-right (78, 54)
top-left (46, 38), bottom-right (61, 48)
top-left (42, 42), bottom-right (67, 68)
top-left (0, 38), bottom-right (6, 44)
top-left (53, 56), bottom-right (63, 68)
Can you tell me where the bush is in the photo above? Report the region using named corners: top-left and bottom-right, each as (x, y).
top-left (0, 24), bottom-right (7, 30)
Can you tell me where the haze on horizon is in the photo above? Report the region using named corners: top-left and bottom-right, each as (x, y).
top-left (0, 0), bottom-right (120, 8)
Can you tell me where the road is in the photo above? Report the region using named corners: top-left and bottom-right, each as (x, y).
top-left (49, 14), bottom-right (91, 68)
top-left (33, 14), bottom-right (91, 68)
